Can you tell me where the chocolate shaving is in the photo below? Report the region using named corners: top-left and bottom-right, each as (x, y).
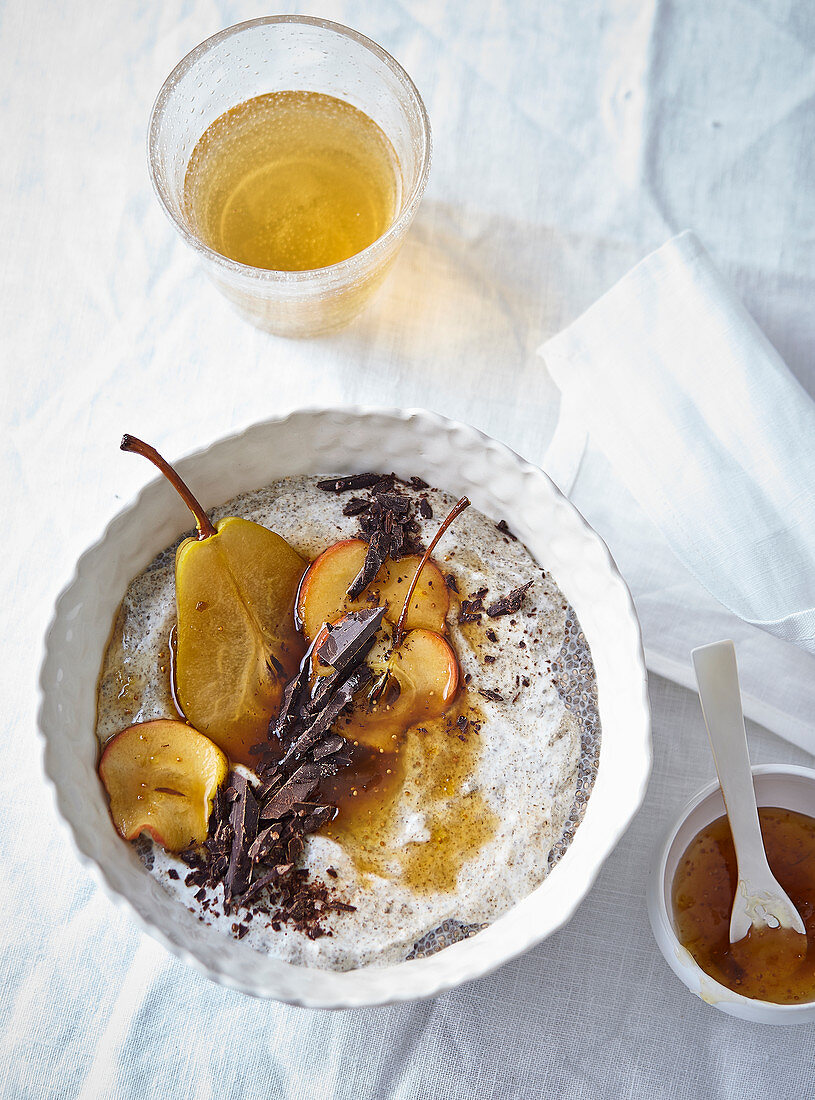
top-left (312, 734), bottom-right (347, 760)
top-left (346, 530), bottom-right (389, 600)
top-left (315, 607), bottom-right (386, 672)
top-left (479, 688), bottom-right (504, 703)
top-left (409, 476), bottom-right (429, 490)
top-left (298, 665), bottom-right (371, 750)
top-left (444, 573), bottom-right (459, 593)
top-left (371, 474), bottom-right (397, 495)
top-left (486, 581), bottom-right (534, 618)
top-left (223, 773), bottom-right (259, 903)
top-left (317, 473), bottom-right (380, 493)
top-left (459, 596), bottom-right (485, 624)
top-left (374, 492), bottom-right (410, 515)
top-left (342, 497), bottom-right (370, 516)
top-left (260, 767), bottom-right (321, 820)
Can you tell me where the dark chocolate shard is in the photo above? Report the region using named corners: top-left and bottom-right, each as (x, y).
top-left (238, 868), bottom-right (280, 906)
top-left (247, 825), bottom-right (279, 863)
top-left (459, 596), bottom-right (485, 624)
top-left (301, 805), bottom-right (335, 833)
top-left (317, 473), bottom-right (380, 493)
top-left (346, 530), bottom-right (389, 600)
top-left (486, 581), bottom-right (534, 618)
top-left (496, 519), bottom-right (517, 541)
top-left (280, 666), bottom-right (370, 768)
top-left (224, 772), bottom-right (259, 902)
top-left (374, 492), bottom-right (410, 514)
top-left (444, 573), bottom-right (459, 593)
top-left (389, 523), bottom-right (405, 558)
top-left (479, 688), bottom-right (504, 703)
top-left (312, 734), bottom-right (346, 760)
top-left (269, 656), bottom-right (311, 740)
top-left (260, 768), bottom-right (321, 821)
top-left (409, 476), bottom-right (429, 490)
top-left (419, 498), bottom-right (433, 520)
top-left (315, 606), bottom-right (386, 672)
top-left (371, 474), bottom-right (396, 495)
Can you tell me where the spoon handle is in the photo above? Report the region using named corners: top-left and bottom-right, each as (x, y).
top-left (691, 641), bottom-right (769, 881)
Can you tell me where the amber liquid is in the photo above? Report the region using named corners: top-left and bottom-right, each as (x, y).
top-left (183, 91), bottom-right (399, 271)
top-left (672, 807), bottom-right (815, 1004)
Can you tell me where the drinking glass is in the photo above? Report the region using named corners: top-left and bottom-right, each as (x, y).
top-left (148, 16), bottom-right (431, 337)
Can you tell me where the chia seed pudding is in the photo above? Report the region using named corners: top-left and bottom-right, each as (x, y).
top-left (96, 475), bottom-right (600, 970)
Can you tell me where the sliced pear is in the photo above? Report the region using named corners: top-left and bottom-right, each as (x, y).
top-left (298, 538), bottom-right (449, 641)
top-left (175, 516), bottom-right (305, 764)
top-left (312, 622), bottom-right (459, 751)
top-left (99, 719), bottom-right (228, 852)
top-left (121, 436), bottom-right (306, 766)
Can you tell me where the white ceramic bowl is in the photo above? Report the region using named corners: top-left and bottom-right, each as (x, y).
top-left (648, 764), bottom-right (815, 1025)
top-left (39, 407), bottom-right (650, 1007)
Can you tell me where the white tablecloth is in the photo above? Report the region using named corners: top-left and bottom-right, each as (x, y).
top-left (3, 1), bottom-right (814, 1096)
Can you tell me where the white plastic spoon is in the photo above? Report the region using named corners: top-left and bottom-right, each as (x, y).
top-left (691, 640), bottom-right (806, 944)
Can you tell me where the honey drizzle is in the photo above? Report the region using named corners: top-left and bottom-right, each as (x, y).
top-left (321, 694), bottom-right (496, 894)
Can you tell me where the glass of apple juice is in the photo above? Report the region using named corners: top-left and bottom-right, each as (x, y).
top-left (148, 16), bottom-right (431, 337)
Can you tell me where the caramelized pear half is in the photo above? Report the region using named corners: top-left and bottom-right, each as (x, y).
top-left (121, 436), bottom-right (306, 765)
top-left (99, 719), bottom-right (228, 852)
top-left (175, 516), bottom-right (305, 764)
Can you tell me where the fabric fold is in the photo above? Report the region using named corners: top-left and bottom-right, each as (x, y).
top-left (540, 231), bottom-right (815, 654)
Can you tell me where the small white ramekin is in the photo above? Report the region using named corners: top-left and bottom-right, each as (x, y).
top-left (648, 764), bottom-right (815, 1025)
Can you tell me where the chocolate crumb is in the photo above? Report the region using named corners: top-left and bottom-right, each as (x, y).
top-left (484, 654), bottom-right (496, 664)
top-left (419, 498), bottom-right (433, 520)
top-left (444, 573), bottom-right (459, 593)
top-left (479, 688), bottom-right (504, 703)
top-left (496, 519), bottom-right (517, 541)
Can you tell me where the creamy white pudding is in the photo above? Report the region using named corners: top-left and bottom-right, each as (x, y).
top-left (96, 476), bottom-right (599, 970)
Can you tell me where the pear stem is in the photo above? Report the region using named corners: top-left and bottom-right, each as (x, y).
top-left (120, 434), bottom-right (217, 540)
top-left (393, 496), bottom-right (471, 647)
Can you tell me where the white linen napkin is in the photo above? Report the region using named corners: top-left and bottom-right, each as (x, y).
top-left (541, 231), bottom-right (815, 657)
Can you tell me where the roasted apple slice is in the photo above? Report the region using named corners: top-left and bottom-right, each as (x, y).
top-left (99, 719), bottom-right (228, 852)
top-left (298, 538), bottom-right (449, 641)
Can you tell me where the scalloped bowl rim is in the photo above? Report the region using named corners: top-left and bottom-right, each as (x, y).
top-left (38, 406), bottom-right (651, 1008)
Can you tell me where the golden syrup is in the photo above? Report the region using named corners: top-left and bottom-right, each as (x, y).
top-left (183, 91), bottom-right (399, 271)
